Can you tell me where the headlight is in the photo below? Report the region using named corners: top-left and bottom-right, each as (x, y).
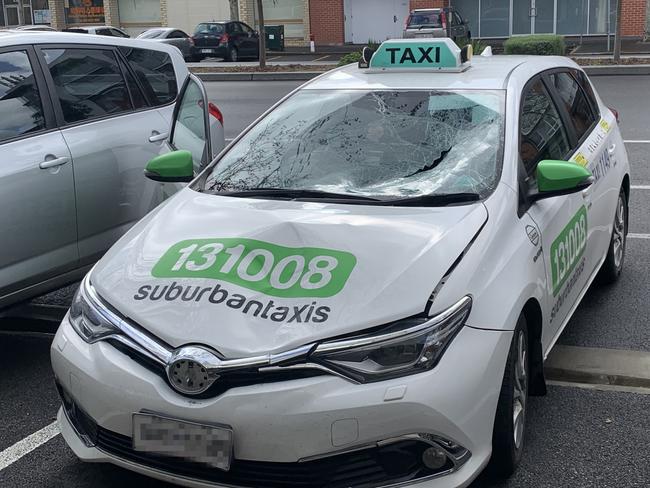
top-left (310, 296), bottom-right (471, 383)
top-left (69, 275), bottom-right (120, 343)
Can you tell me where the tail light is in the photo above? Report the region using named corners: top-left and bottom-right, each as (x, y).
top-left (440, 12), bottom-right (447, 30)
top-left (609, 107), bottom-right (620, 123)
top-left (208, 102), bottom-right (224, 125)
top-left (219, 33), bottom-right (230, 45)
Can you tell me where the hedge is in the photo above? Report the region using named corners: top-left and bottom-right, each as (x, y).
top-left (503, 35), bottom-right (565, 56)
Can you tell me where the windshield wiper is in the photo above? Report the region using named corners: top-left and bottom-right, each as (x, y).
top-left (215, 188), bottom-right (382, 202)
top-left (383, 192), bottom-right (481, 207)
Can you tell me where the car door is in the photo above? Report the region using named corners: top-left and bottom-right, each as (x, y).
top-left (545, 69), bottom-right (616, 276)
top-left (168, 30), bottom-right (191, 58)
top-left (37, 44), bottom-right (175, 265)
top-left (228, 22), bottom-right (246, 56)
top-left (239, 22), bottom-right (258, 57)
top-left (0, 46), bottom-right (78, 302)
top-left (520, 76), bottom-right (591, 349)
top-left (154, 73), bottom-right (213, 196)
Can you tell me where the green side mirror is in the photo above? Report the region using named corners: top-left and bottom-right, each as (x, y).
top-left (533, 160), bottom-right (592, 200)
top-left (144, 150), bottom-right (194, 183)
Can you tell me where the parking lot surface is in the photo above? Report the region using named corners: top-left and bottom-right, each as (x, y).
top-left (1, 74), bottom-right (650, 487)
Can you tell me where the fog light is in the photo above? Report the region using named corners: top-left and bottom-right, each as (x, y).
top-left (422, 446), bottom-right (448, 470)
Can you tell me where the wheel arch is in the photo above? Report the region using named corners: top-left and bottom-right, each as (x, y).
top-left (522, 297), bottom-right (546, 396)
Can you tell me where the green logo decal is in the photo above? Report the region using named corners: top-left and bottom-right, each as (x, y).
top-left (152, 238), bottom-right (357, 298)
top-left (550, 207), bottom-right (587, 296)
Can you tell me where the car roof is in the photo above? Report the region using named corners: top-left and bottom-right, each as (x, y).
top-left (303, 55), bottom-right (579, 91)
top-left (0, 30), bottom-right (178, 54)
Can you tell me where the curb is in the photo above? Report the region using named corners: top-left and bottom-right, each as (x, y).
top-left (194, 71), bottom-right (322, 82)
top-left (544, 345), bottom-right (650, 389)
top-left (582, 64), bottom-right (650, 75)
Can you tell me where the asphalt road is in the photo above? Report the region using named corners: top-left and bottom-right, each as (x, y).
top-left (2, 75), bottom-right (650, 487)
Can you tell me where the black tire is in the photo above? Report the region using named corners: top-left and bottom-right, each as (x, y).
top-left (598, 187), bottom-right (628, 284)
top-left (226, 46), bottom-right (238, 62)
top-left (487, 315), bottom-right (529, 480)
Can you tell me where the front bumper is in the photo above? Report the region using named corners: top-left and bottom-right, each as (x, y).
top-left (52, 316), bottom-right (512, 488)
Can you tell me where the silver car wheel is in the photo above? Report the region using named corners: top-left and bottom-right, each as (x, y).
top-left (612, 194), bottom-right (626, 269)
top-left (512, 329), bottom-right (527, 450)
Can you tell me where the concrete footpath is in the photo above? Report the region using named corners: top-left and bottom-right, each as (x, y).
top-left (545, 345), bottom-right (650, 388)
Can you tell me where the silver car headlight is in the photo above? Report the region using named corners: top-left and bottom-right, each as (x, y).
top-left (69, 275), bottom-right (120, 343)
top-left (310, 296), bottom-right (472, 383)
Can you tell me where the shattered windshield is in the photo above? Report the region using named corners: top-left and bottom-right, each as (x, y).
top-left (203, 89), bottom-right (505, 199)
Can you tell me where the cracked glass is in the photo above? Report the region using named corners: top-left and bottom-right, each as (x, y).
top-left (204, 89), bottom-right (505, 199)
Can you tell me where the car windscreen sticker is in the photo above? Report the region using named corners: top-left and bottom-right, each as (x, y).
top-left (151, 238), bottom-right (356, 298)
top-left (550, 206), bottom-right (587, 296)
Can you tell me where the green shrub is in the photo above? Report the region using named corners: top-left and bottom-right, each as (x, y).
top-left (504, 35), bottom-right (565, 55)
top-left (456, 38), bottom-right (484, 56)
top-left (338, 51), bottom-right (362, 67)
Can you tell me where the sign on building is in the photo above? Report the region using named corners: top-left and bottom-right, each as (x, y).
top-left (66, 0), bottom-right (105, 24)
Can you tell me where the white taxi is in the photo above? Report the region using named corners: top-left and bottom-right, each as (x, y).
top-left (51, 39), bottom-right (630, 487)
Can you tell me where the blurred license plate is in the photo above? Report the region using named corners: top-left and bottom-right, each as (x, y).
top-left (133, 414), bottom-right (233, 470)
top-left (201, 49), bottom-right (213, 53)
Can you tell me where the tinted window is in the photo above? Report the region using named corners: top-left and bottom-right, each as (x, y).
top-left (240, 23), bottom-right (253, 34)
top-left (230, 23), bottom-right (242, 33)
top-left (572, 69), bottom-right (600, 118)
top-left (139, 29), bottom-right (165, 39)
top-left (119, 59), bottom-right (147, 109)
top-left (520, 79), bottom-right (571, 177)
top-left (43, 48), bottom-right (132, 124)
top-left (407, 11), bottom-right (442, 28)
top-left (110, 28), bottom-right (129, 38)
top-left (96, 28), bottom-right (111, 36)
top-left (0, 50), bottom-right (46, 143)
top-left (172, 78), bottom-right (207, 171)
top-left (171, 30), bottom-right (188, 38)
top-left (119, 47), bottom-right (177, 106)
top-left (549, 71), bottom-right (597, 142)
top-left (195, 23), bottom-right (225, 34)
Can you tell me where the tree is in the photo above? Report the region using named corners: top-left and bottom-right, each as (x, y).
top-left (613, 0), bottom-right (623, 62)
top-left (257, 0), bottom-right (267, 68)
top-left (229, 0), bottom-right (239, 21)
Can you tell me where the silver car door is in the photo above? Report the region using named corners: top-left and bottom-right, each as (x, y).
top-left (37, 45), bottom-right (175, 265)
top-left (0, 47), bottom-right (78, 303)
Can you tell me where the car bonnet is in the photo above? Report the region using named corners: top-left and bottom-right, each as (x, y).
top-left (91, 189), bottom-right (488, 358)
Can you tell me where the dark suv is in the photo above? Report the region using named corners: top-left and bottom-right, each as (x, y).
top-left (403, 7), bottom-right (470, 42)
top-left (191, 21), bottom-right (259, 62)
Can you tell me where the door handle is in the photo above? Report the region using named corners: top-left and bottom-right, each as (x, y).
top-left (608, 144), bottom-right (616, 155)
top-left (39, 156), bottom-right (69, 169)
top-left (149, 132), bottom-right (169, 143)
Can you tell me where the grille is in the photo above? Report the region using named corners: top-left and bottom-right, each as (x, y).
top-left (108, 338), bottom-right (327, 399)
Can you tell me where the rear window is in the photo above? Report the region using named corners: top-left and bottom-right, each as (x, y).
top-left (119, 47), bottom-right (177, 106)
top-left (138, 29), bottom-right (165, 39)
top-left (195, 23), bottom-right (225, 35)
top-left (407, 11), bottom-right (442, 28)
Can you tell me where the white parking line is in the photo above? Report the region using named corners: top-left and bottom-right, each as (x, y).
top-left (624, 140), bottom-right (650, 144)
top-left (313, 55), bottom-right (331, 61)
top-left (632, 185), bottom-right (650, 190)
top-left (0, 421), bottom-right (60, 472)
top-left (628, 233), bottom-right (650, 240)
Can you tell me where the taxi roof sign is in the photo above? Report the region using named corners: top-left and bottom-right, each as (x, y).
top-left (367, 38), bottom-right (471, 72)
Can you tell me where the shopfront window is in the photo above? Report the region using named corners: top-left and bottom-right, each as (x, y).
top-left (0, 0), bottom-right (50, 26)
top-left (479, 0), bottom-right (510, 38)
top-left (258, 0), bottom-right (304, 39)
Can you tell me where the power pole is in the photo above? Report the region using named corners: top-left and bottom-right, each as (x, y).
top-left (613, 0), bottom-right (623, 62)
top-left (257, 0), bottom-right (266, 69)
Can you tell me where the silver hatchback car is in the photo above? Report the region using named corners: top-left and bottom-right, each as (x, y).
top-left (0, 31), bottom-right (224, 310)
top-left (403, 8), bottom-right (470, 42)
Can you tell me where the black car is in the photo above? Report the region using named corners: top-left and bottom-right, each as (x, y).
top-left (191, 21), bottom-right (259, 62)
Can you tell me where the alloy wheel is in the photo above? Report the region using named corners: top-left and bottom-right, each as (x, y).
top-left (612, 194), bottom-right (626, 269)
top-left (512, 329), bottom-right (527, 450)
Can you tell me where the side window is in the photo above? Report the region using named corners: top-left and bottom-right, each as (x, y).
top-left (96, 28), bottom-right (111, 36)
top-left (172, 30), bottom-right (187, 38)
top-left (110, 28), bottom-right (129, 38)
top-left (171, 77), bottom-right (207, 171)
top-left (520, 78), bottom-right (571, 178)
top-left (0, 50), bottom-right (46, 143)
top-left (118, 59), bottom-right (148, 109)
top-left (240, 23), bottom-right (253, 34)
top-left (119, 47), bottom-right (177, 106)
top-left (454, 12), bottom-right (464, 26)
top-left (42, 48), bottom-right (133, 124)
top-left (548, 71), bottom-right (597, 142)
top-left (572, 69), bottom-right (600, 119)
top-left (230, 23), bottom-right (242, 34)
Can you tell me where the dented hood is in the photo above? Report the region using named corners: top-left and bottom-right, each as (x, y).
top-left (92, 189), bottom-right (488, 357)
